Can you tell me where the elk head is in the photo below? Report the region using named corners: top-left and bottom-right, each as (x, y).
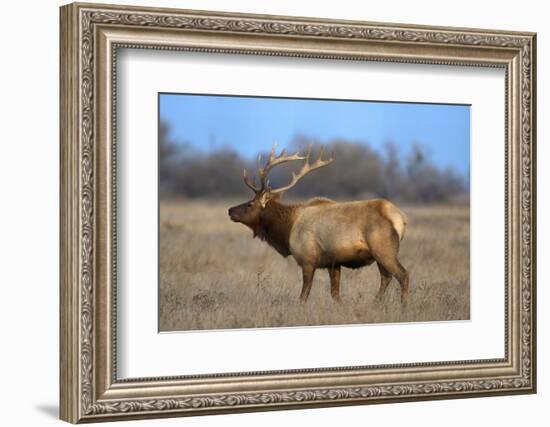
top-left (228, 145), bottom-right (334, 227)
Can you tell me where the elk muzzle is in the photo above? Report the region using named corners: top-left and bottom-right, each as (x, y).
top-left (228, 206), bottom-right (239, 222)
top-left (228, 202), bottom-right (249, 223)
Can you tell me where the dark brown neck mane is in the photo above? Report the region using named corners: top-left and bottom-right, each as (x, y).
top-left (255, 200), bottom-right (297, 257)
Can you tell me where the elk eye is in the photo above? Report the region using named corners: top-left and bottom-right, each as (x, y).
top-left (247, 202), bottom-right (253, 207)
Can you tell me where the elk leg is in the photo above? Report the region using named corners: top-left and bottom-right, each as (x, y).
top-left (375, 262), bottom-right (392, 301)
top-left (328, 266), bottom-right (342, 302)
top-left (399, 266), bottom-right (410, 305)
top-left (369, 229), bottom-right (409, 305)
top-left (299, 264), bottom-right (316, 302)
top-left (380, 258), bottom-right (409, 305)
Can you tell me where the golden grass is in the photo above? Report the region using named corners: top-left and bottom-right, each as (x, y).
top-left (159, 199), bottom-right (470, 331)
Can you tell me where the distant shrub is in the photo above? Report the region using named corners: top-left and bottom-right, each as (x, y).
top-left (159, 121), bottom-right (468, 203)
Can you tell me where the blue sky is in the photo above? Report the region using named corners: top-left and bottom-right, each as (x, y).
top-left (159, 93), bottom-right (470, 176)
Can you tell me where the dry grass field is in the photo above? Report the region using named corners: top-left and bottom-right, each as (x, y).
top-left (159, 199), bottom-right (470, 332)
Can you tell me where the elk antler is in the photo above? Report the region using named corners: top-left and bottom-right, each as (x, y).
top-left (270, 145), bottom-right (334, 195)
top-left (243, 168), bottom-right (261, 193)
top-left (242, 144), bottom-right (306, 194)
top-left (258, 145), bottom-right (306, 190)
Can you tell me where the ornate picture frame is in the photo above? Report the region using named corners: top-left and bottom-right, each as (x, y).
top-left (60, 2), bottom-right (536, 423)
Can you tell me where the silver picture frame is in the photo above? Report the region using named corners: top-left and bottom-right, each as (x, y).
top-left (60, 2), bottom-right (537, 422)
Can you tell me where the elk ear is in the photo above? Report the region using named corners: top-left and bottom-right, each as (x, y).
top-left (259, 192), bottom-right (271, 208)
top-left (270, 192), bottom-right (283, 202)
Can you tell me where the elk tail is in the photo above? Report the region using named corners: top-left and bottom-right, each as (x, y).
top-left (383, 202), bottom-right (408, 241)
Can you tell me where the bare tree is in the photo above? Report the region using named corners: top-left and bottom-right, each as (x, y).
top-left (158, 125), bottom-right (468, 203)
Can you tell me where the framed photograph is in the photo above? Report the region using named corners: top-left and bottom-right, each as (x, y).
top-left (60, 2), bottom-right (537, 423)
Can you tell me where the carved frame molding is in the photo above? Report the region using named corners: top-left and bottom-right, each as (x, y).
top-left (60, 2), bottom-right (536, 423)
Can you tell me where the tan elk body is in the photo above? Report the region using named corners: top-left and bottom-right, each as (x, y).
top-left (228, 146), bottom-right (409, 304)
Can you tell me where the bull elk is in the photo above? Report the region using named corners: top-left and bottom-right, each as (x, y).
top-left (228, 145), bottom-right (409, 304)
